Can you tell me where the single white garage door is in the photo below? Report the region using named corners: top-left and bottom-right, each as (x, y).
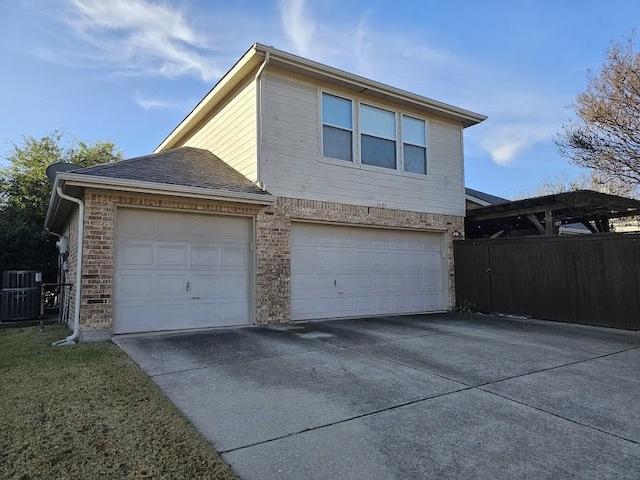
top-left (114, 209), bottom-right (251, 334)
top-left (291, 223), bottom-right (445, 320)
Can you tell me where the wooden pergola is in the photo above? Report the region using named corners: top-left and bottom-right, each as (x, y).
top-left (465, 190), bottom-right (640, 239)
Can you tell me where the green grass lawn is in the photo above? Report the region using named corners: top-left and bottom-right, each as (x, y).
top-left (0, 326), bottom-right (237, 480)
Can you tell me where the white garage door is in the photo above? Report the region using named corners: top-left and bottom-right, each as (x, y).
top-left (291, 223), bottom-right (445, 321)
top-left (114, 209), bottom-right (251, 334)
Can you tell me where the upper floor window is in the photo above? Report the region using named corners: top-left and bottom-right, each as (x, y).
top-left (360, 104), bottom-right (396, 170)
top-left (322, 93), bottom-right (353, 162)
top-left (402, 115), bottom-right (427, 174)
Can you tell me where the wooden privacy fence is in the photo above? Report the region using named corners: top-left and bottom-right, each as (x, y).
top-left (454, 233), bottom-right (640, 330)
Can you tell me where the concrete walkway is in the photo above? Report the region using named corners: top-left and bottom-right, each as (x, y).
top-left (114, 313), bottom-right (640, 479)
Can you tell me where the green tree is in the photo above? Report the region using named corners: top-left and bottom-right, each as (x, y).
top-left (556, 34), bottom-right (640, 196)
top-left (0, 132), bottom-right (121, 283)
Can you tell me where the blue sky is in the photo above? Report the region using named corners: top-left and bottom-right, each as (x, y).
top-left (1, 0), bottom-right (638, 198)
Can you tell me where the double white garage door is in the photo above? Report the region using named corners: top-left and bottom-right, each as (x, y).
top-left (114, 209), bottom-right (445, 334)
top-left (291, 223), bottom-right (445, 320)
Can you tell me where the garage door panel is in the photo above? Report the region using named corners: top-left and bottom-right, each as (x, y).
top-left (191, 217), bottom-right (219, 240)
top-left (375, 296), bottom-right (391, 310)
top-left (335, 296), bottom-right (354, 313)
top-left (391, 253), bottom-right (407, 267)
top-left (355, 274), bottom-right (373, 289)
top-left (116, 273), bottom-right (153, 297)
top-left (157, 245), bottom-right (188, 266)
top-left (156, 304), bottom-right (187, 328)
top-left (354, 230), bottom-right (374, 246)
top-left (191, 246), bottom-right (217, 266)
top-left (374, 252), bottom-right (390, 266)
top-left (336, 274), bottom-right (353, 289)
top-left (156, 274), bottom-right (188, 296)
top-left (426, 273), bottom-right (441, 288)
top-left (119, 243), bottom-right (154, 266)
top-left (220, 274), bottom-right (248, 295)
top-left (190, 274), bottom-right (219, 295)
top-left (118, 209), bottom-right (155, 236)
top-left (391, 274), bottom-right (408, 288)
top-left (219, 217), bottom-right (251, 242)
top-left (220, 247), bottom-right (249, 267)
top-left (115, 209), bottom-right (251, 334)
top-left (220, 301), bottom-right (248, 323)
top-left (158, 213), bottom-right (191, 237)
top-left (291, 223), bottom-right (445, 321)
top-left (355, 252), bottom-right (372, 266)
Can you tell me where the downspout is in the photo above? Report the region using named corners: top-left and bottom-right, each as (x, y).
top-left (255, 50), bottom-right (270, 189)
top-left (52, 187), bottom-right (84, 346)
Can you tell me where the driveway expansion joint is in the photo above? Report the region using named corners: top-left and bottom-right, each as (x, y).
top-left (478, 388), bottom-right (640, 446)
top-left (218, 385), bottom-right (474, 455)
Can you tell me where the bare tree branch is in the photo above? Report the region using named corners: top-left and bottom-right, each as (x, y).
top-left (557, 33), bottom-right (640, 197)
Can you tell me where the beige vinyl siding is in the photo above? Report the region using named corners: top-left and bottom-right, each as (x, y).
top-left (261, 71), bottom-right (465, 216)
top-left (178, 75), bottom-right (258, 182)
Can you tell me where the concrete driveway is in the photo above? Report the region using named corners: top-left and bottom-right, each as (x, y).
top-left (114, 313), bottom-right (640, 479)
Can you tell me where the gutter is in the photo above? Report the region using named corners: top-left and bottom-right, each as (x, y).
top-left (60, 173), bottom-right (275, 204)
top-left (51, 186), bottom-right (84, 346)
top-left (254, 44), bottom-right (487, 127)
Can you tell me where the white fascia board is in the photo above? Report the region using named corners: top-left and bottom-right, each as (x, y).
top-left (57, 173), bottom-right (275, 205)
top-left (254, 44), bottom-right (487, 127)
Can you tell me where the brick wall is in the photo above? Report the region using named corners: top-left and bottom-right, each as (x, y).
top-left (69, 189), bottom-right (462, 332)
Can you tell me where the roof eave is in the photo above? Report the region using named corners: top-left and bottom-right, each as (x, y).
top-left (253, 43), bottom-right (487, 127)
top-left (44, 176), bottom-right (62, 231)
top-left (157, 44), bottom-right (487, 151)
top-left (45, 172), bottom-right (275, 229)
top-left (60, 173), bottom-right (274, 204)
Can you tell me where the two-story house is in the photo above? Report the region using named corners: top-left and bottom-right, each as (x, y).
top-left (45, 44), bottom-right (486, 339)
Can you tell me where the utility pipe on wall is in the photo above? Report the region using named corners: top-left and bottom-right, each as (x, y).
top-left (52, 187), bottom-right (84, 346)
top-left (254, 50), bottom-right (270, 189)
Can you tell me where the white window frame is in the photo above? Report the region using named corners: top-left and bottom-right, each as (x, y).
top-left (401, 114), bottom-right (428, 176)
top-left (320, 92), bottom-right (355, 163)
top-left (359, 103), bottom-right (398, 171)
top-left (318, 89), bottom-right (430, 177)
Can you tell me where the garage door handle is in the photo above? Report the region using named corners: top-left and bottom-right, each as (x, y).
top-left (186, 281), bottom-right (190, 291)
top-left (191, 297), bottom-right (200, 300)
top-left (334, 279), bottom-right (336, 287)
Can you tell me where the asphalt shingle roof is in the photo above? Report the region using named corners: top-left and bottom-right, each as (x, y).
top-left (465, 187), bottom-right (509, 205)
top-left (73, 147), bottom-right (270, 196)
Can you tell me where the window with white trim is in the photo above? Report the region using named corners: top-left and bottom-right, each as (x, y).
top-left (320, 91), bottom-right (430, 175)
top-left (321, 93), bottom-right (353, 161)
top-left (402, 115), bottom-right (427, 174)
top-left (360, 104), bottom-right (396, 170)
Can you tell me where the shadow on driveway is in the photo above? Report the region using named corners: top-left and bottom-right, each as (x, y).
top-left (114, 313), bottom-right (640, 480)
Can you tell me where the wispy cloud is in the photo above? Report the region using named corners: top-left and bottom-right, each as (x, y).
top-left (480, 124), bottom-right (558, 165)
top-left (43, 0), bottom-right (569, 165)
top-left (272, 0), bottom-right (570, 167)
top-left (278, 0), bottom-right (316, 56)
top-left (61, 0), bottom-right (222, 81)
top-left (134, 92), bottom-right (195, 110)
